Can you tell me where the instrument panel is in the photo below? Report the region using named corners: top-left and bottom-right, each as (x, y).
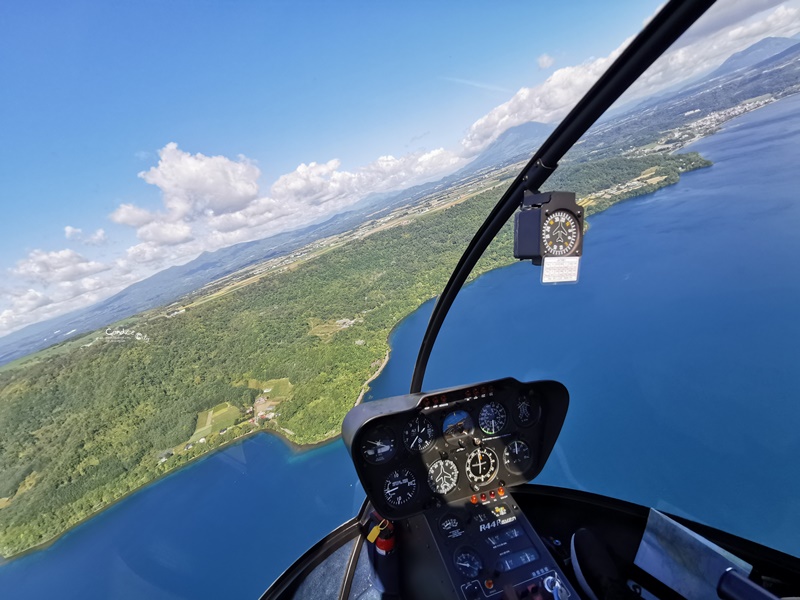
top-left (342, 378), bottom-right (569, 520)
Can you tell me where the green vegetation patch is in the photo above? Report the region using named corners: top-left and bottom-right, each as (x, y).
top-left (190, 403), bottom-right (241, 441)
top-left (0, 151), bottom-right (710, 558)
top-left (262, 378), bottom-right (293, 400)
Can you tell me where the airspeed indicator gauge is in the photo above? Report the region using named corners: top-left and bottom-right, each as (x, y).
top-left (542, 209), bottom-right (580, 256)
top-left (478, 401), bottom-right (507, 435)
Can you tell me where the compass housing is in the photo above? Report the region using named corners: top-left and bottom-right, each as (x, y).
top-left (513, 191), bottom-right (584, 265)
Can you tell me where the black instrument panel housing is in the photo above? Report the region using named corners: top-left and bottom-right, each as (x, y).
top-left (342, 378), bottom-right (569, 520)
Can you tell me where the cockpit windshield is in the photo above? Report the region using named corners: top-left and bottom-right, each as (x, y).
top-left (1, 1), bottom-right (799, 598)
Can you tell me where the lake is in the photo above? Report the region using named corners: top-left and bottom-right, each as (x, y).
top-left (2, 93), bottom-right (799, 598)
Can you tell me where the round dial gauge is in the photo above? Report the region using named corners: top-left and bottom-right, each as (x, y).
top-left (383, 468), bottom-right (417, 507)
top-left (503, 440), bottom-right (533, 475)
top-left (542, 209), bottom-right (580, 256)
top-left (454, 548), bottom-right (483, 579)
top-left (478, 401), bottom-right (507, 435)
top-left (403, 415), bottom-right (436, 452)
top-left (360, 425), bottom-right (397, 465)
top-left (427, 459), bottom-right (459, 495)
top-left (514, 393), bottom-right (541, 428)
top-left (465, 447), bottom-right (498, 485)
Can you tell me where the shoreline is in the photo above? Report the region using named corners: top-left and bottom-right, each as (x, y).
top-left (0, 155), bottom-right (707, 564)
top-left (0, 426), bottom-right (341, 564)
top-left (0, 130), bottom-right (728, 564)
top-left (355, 349), bottom-right (391, 406)
top-left (0, 350), bottom-right (394, 564)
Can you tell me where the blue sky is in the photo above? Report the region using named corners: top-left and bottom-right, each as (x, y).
top-left (2, 0), bottom-right (798, 335)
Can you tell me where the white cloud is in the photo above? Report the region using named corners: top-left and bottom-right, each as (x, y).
top-left (624, 1), bottom-right (800, 100)
top-left (138, 142), bottom-right (260, 219)
top-left (459, 0), bottom-right (800, 155)
top-left (4, 1), bottom-right (798, 338)
top-left (12, 249), bottom-right (111, 284)
top-left (460, 43), bottom-right (629, 155)
top-left (136, 221), bottom-right (194, 246)
top-left (537, 54), bottom-right (555, 69)
top-left (86, 229), bottom-right (107, 245)
top-left (443, 77), bottom-right (511, 93)
top-left (110, 203), bottom-right (155, 227)
top-left (64, 226), bottom-right (108, 245)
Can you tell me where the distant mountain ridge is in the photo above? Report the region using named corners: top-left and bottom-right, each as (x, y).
top-left (2, 35), bottom-right (798, 366)
top-left (707, 36), bottom-right (799, 79)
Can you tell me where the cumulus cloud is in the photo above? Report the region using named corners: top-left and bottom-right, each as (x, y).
top-left (136, 221), bottom-right (194, 246)
top-left (64, 226), bottom-right (108, 245)
top-left (271, 149), bottom-right (464, 208)
top-left (460, 43), bottom-right (628, 155)
top-left (138, 142), bottom-right (260, 219)
top-left (625, 1), bottom-right (800, 100)
top-left (110, 203), bottom-right (155, 227)
top-left (12, 249), bottom-right (111, 284)
top-left (4, 1), bottom-right (797, 338)
top-left (537, 54), bottom-right (555, 69)
top-left (459, 0), bottom-right (800, 155)
top-left (86, 229), bottom-right (107, 245)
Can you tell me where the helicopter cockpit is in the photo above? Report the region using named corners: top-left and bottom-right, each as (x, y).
top-left (260, 0), bottom-right (800, 598)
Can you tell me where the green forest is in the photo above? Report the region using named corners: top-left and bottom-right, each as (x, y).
top-left (0, 151), bottom-right (710, 557)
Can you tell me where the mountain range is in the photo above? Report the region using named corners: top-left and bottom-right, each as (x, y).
top-left (1, 35), bottom-right (798, 366)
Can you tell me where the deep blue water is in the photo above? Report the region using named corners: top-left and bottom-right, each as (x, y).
top-left (2, 94), bottom-right (799, 598)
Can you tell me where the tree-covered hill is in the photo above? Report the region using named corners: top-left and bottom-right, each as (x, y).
top-left (0, 152), bottom-right (709, 557)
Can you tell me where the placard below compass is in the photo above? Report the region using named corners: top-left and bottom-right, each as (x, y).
top-left (541, 256), bottom-right (580, 284)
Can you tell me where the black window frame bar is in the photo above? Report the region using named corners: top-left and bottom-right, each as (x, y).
top-left (410, 0), bottom-right (718, 393)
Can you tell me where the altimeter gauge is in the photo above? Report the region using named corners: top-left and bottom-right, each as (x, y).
top-left (503, 440), bottom-right (533, 475)
top-left (403, 415), bottom-right (436, 452)
top-left (478, 401), bottom-right (507, 435)
top-left (361, 425), bottom-right (397, 465)
top-left (542, 209), bottom-right (580, 256)
top-left (466, 447), bottom-right (498, 485)
top-left (383, 468), bottom-right (418, 507)
top-left (427, 459), bottom-right (459, 494)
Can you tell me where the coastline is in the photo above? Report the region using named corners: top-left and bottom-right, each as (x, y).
top-left (0, 426), bottom-right (341, 564)
top-left (0, 130), bottom-right (724, 563)
top-left (0, 353), bottom-right (394, 564)
top-left (355, 349), bottom-right (391, 406)
top-left (0, 156), bottom-right (707, 563)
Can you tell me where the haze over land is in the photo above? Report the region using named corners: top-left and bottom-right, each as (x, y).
top-left (2, 1), bottom-right (799, 340)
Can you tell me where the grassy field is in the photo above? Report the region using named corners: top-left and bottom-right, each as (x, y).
top-left (190, 402), bottom-right (241, 441)
top-left (262, 377), bottom-right (293, 400)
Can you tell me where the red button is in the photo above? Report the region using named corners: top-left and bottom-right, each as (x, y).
top-left (480, 493), bottom-right (487, 501)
